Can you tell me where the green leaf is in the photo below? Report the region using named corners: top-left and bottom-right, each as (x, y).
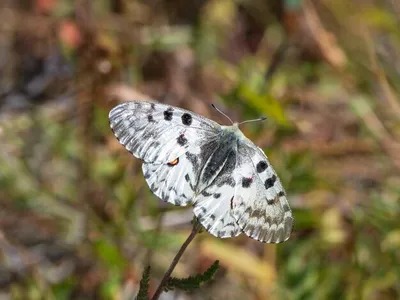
top-left (94, 238), bottom-right (126, 271)
top-left (238, 85), bottom-right (288, 126)
top-left (52, 279), bottom-right (76, 300)
top-left (164, 260), bottom-right (220, 292)
top-left (100, 274), bottom-right (122, 300)
top-left (136, 266), bottom-right (151, 300)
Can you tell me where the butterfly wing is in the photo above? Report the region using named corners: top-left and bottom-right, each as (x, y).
top-left (231, 140), bottom-right (293, 243)
top-left (193, 149), bottom-right (242, 239)
top-left (109, 101), bottom-right (220, 163)
top-left (109, 101), bottom-right (221, 206)
top-left (192, 135), bottom-right (292, 243)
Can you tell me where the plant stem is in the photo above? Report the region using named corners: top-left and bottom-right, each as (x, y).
top-left (151, 220), bottom-right (201, 300)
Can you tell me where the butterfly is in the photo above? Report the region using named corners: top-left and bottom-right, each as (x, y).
top-left (109, 100), bottom-right (293, 243)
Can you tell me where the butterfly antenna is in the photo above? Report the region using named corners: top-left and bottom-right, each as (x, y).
top-left (211, 104), bottom-right (234, 125)
top-left (238, 116), bottom-right (267, 126)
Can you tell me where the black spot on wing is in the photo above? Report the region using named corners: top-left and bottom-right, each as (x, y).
top-left (213, 193), bottom-right (221, 199)
top-left (177, 134), bottom-right (188, 146)
top-left (278, 191), bottom-right (285, 197)
top-left (265, 175), bottom-right (277, 189)
top-left (217, 230), bottom-right (225, 237)
top-left (201, 190), bottom-right (212, 197)
top-left (242, 177), bottom-right (253, 188)
top-left (256, 161), bottom-right (268, 173)
top-left (184, 173), bottom-right (195, 191)
top-left (151, 182), bottom-right (159, 192)
top-left (181, 113), bottom-right (192, 125)
top-left (151, 103), bottom-right (156, 110)
top-left (164, 108), bottom-right (173, 121)
top-left (147, 115), bottom-right (155, 122)
top-left (197, 206), bottom-right (207, 220)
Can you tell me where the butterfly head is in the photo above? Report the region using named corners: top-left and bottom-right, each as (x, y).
top-left (221, 123), bottom-right (247, 139)
top-left (221, 123), bottom-right (239, 130)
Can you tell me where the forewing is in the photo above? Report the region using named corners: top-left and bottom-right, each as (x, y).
top-left (109, 101), bottom-right (220, 164)
top-left (231, 141), bottom-right (293, 243)
top-left (109, 100), bottom-right (221, 206)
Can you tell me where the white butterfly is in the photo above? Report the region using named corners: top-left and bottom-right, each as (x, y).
top-left (109, 100), bottom-right (293, 243)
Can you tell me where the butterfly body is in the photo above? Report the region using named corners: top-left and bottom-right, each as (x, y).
top-left (109, 100), bottom-right (293, 243)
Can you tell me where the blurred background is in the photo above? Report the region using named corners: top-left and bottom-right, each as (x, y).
top-left (1, 0), bottom-right (400, 299)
